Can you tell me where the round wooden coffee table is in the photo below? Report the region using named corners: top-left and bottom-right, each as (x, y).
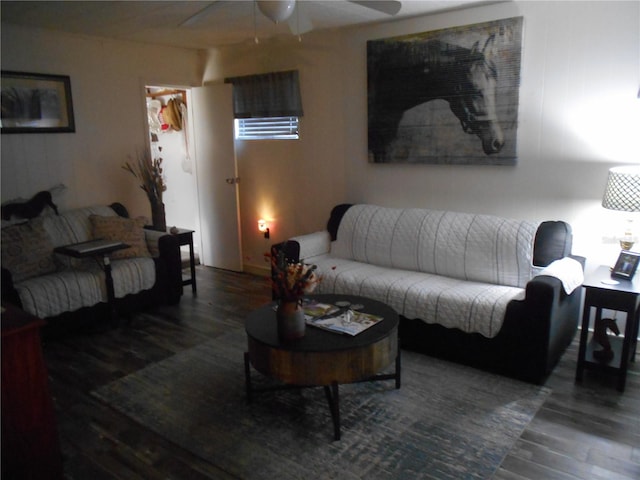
top-left (244, 294), bottom-right (400, 440)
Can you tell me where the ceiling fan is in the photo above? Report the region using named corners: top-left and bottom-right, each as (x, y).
top-left (349, 1), bottom-right (402, 16)
top-left (180, 0), bottom-right (402, 35)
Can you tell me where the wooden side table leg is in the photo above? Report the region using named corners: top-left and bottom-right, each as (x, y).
top-left (617, 307), bottom-right (636, 393)
top-left (395, 349), bottom-right (402, 389)
top-left (244, 352), bottom-right (253, 404)
top-left (324, 382), bottom-right (341, 441)
top-left (103, 254), bottom-right (119, 327)
top-left (575, 301), bottom-right (592, 383)
top-left (631, 305), bottom-right (640, 362)
top-left (188, 234), bottom-right (197, 294)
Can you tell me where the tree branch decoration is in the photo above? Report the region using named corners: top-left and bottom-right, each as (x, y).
top-left (122, 150), bottom-right (166, 205)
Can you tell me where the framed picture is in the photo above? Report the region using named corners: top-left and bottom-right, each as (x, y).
top-left (611, 250), bottom-right (640, 280)
top-left (367, 17), bottom-right (523, 164)
top-left (1, 71), bottom-right (75, 133)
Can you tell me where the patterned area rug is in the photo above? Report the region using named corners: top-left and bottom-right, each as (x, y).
top-left (92, 329), bottom-right (550, 480)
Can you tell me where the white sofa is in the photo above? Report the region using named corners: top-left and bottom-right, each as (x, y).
top-left (276, 204), bottom-right (585, 383)
top-left (1, 204), bottom-right (183, 325)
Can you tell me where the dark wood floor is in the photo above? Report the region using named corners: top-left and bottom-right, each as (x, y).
top-left (40, 266), bottom-right (639, 479)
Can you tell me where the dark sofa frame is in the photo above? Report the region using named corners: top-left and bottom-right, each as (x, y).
top-left (275, 204), bottom-right (584, 384)
top-left (1, 203), bottom-right (184, 331)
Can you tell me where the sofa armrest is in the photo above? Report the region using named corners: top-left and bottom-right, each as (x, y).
top-left (525, 255), bottom-right (585, 316)
top-left (1, 267), bottom-right (22, 308)
top-left (515, 264), bottom-right (583, 381)
top-left (290, 230), bottom-right (332, 261)
top-left (525, 256), bottom-right (583, 321)
top-left (524, 275), bottom-right (566, 318)
top-left (144, 229), bottom-right (166, 258)
top-left (533, 220), bottom-right (573, 266)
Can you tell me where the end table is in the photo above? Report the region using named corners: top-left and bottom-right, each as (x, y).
top-left (54, 239), bottom-right (129, 325)
top-left (575, 265), bottom-right (640, 392)
top-left (170, 228), bottom-right (197, 294)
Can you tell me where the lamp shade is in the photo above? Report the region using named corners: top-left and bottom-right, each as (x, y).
top-left (602, 166), bottom-right (640, 212)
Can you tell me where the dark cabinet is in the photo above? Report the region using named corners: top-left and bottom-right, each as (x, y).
top-left (2, 304), bottom-right (63, 479)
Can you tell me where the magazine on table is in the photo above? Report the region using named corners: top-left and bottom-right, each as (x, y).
top-left (302, 300), bottom-right (383, 336)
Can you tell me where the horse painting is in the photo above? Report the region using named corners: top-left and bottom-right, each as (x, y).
top-left (367, 18), bottom-right (522, 164)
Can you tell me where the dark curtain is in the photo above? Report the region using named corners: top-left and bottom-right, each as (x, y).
top-left (224, 70), bottom-right (303, 118)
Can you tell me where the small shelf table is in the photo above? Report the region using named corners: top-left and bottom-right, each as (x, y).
top-left (170, 228), bottom-right (197, 294)
top-left (54, 239), bottom-right (129, 324)
top-left (575, 265), bottom-right (640, 392)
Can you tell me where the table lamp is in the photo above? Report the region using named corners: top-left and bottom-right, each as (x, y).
top-left (602, 165), bottom-right (640, 250)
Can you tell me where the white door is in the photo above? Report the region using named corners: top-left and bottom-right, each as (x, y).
top-left (191, 84), bottom-right (242, 271)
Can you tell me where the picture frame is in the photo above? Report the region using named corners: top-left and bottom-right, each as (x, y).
top-left (367, 17), bottom-right (523, 165)
top-left (611, 250), bottom-right (640, 280)
top-left (1, 71), bottom-right (75, 133)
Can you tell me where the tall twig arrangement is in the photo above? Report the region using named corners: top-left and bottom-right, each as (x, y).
top-left (122, 150), bottom-right (166, 205)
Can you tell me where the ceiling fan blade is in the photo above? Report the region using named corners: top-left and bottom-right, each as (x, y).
top-left (179, 2), bottom-right (220, 27)
top-left (349, 1), bottom-right (402, 16)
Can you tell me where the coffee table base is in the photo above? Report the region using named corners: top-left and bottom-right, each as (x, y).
top-left (243, 351), bottom-right (401, 440)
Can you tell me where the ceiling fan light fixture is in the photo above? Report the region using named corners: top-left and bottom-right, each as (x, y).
top-left (257, 0), bottom-right (296, 24)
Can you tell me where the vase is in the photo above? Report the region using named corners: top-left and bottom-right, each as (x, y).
top-left (276, 301), bottom-right (306, 341)
top-left (150, 200), bottom-right (166, 232)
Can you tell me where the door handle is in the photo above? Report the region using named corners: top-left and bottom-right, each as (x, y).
top-left (225, 177), bottom-right (240, 184)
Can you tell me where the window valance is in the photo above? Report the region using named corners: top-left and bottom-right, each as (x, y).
top-left (224, 70), bottom-right (303, 118)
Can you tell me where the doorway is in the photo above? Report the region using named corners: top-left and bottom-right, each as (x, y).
top-left (144, 84), bottom-right (243, 272)
top-left (145, 86), bottom-right (201, 266)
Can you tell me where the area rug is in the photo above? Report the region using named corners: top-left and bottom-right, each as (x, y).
top-left (92, 329), bottom-right (550, 480)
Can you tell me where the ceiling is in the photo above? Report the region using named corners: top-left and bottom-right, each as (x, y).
top-left (0, 1), bottom-right (498, 50)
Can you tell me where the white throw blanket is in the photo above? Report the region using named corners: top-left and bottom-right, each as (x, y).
top-left (538, 257), bottom-right (584, 294)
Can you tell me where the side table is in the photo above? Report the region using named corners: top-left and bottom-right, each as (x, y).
top-left (170, 228), bottom-right (197, 294)
top-left (575, 265), bottom-right (640, 392)
top-left (54, 239), bottom-right (129, 324)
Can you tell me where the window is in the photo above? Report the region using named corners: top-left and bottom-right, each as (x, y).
top-left (234, 116), bottom-right (299, 140)
top-left (225, 70), bottom-right (303, 141)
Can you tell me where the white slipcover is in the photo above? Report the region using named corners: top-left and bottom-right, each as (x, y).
top-left (12, 206), bottom-right (156, 318)
top-left (294, 205), bottom-right (541, 338)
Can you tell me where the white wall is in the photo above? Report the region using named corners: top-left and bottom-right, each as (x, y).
top-left (204, 34), bottom-right (350, 272)
top-left (206, 0), bottom-right (639, 274)
top-left (2, 1), bottom-right (638, 277)
top-left (342, 1), bottom-right (640, 272)
top-left (1, 25), bottom-right (203, 219)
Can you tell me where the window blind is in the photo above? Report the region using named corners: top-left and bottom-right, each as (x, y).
top-left (225, 70), bottom-right (303, 118)
top-left (235, 116), bottom-right (299, 140)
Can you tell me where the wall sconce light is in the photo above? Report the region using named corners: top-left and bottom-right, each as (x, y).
top-left (258, 219), bottom-right (270, 239)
